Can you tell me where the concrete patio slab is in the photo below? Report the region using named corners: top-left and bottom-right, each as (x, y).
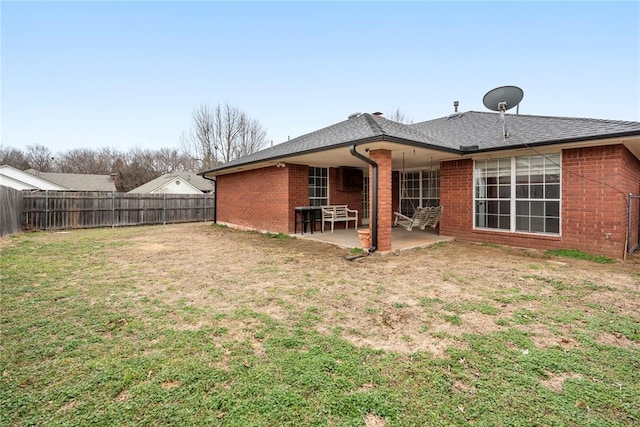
top-left (291, 226), bottom-right (454, 252)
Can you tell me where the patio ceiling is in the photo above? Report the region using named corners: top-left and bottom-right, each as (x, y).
top-left (285, 141), bottom-right (460, 170)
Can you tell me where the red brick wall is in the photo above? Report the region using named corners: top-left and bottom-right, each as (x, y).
top-left (621, 146), bottom-right (640, 251)
top-left (216, 164), bottom-right (365, 233)
top-left (370, 149), bottom-right (393, 252)
top-left (328, 168), bottom-right (363, 228)
top-left (439, 159), bottom-right (474, 234)
top-left (288, 164), bottom-right (311, 232)
top-left (439, 144), bottom-right (639, 258)
top-left (217, 166), bottom-right (290, 232)
top-left (562, 145), bottom-right (639, 258)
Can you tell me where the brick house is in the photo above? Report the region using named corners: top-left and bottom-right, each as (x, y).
top-left (200, 111), bottom-right (640, 258)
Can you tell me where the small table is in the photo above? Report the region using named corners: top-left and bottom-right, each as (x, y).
top-left (294, 206), bottom-right (322, 234)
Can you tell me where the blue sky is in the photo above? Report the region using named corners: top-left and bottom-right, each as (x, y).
top-left (2, 1), bottom-right (639, 154)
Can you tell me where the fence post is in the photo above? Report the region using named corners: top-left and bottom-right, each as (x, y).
top-left (203, 192), bottom-right (207, 222)
top-left (112, 192), bottom-right (115, 228)
top-left (44, 190), bottom-right (49, 231)
top-left (163, 193), bottom-right (167, 225)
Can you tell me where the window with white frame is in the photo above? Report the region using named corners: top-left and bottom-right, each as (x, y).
top-left (422, 169), bottom-right (440, 207)
top-left (515, 154), bottom-right (561, 234)
top-left (399, 169), bottom-right (440, 216)
top-left (308, 167), bottom-right (328, 206)
top-left (474, 158), bottom-right (511, 230)
top-left (474, 154), bottom-right (561, 235)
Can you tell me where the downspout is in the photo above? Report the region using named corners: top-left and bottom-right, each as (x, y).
top-left (349, 145), bottom-right (377, 253)
top-left (203, 175), bottom-right (217, 223)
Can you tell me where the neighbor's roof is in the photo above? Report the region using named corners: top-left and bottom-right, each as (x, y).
top-left (201, 111), bottom-right (640, 175)
top-left (0, 165), bottom-right (67, 191)
top-left (129, 171), bottom-right (214, 193)
top-left (25, 170), bottom-right (117, 192)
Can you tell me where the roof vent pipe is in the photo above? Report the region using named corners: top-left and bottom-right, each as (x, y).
top-left (454, 101), bottom-right (459, 113)
top-left (349, 144), bottom-right (377, 253)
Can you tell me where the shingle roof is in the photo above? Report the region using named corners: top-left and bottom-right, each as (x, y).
top-left (201, 113), bottom-right (456, 174)
top-left (0, 165), bottom-right (67, 190)
top-left (129, 171), bottom-right (214, 193)
top-left (26, 170), bottom-right (117, 191)
top-left (410, 111), bottom-right (640, 152)
top-left (201, 111), bottom-right (640, 175)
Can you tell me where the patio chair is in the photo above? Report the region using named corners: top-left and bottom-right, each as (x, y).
top-left (393, 207), bottom-right (431, 231)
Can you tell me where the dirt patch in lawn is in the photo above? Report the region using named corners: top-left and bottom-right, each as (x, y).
top-left (21, 222), bottom-right (639, 357)
top-left (540, 372), bottom-right (584, 392)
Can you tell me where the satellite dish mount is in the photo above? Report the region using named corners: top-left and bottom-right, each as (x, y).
top-left (482, 85), bottom-right (524, 140)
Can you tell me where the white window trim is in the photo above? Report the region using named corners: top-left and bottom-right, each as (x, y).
top-left (308, 167), bottom-right (329, 206)
top-left (473, 154), bottom-right (562, 236)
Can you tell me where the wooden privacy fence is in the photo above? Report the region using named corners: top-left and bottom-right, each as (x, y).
top-left (1, 186), bottom-right (24, 236)
top-left (23, 191), bottom-right (215, 231)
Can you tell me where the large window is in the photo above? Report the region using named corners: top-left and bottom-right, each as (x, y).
top-left (474, 158), bottom-right (511, 230)
top-left (515, 155), bottom-right (561, 234)
top-left (308, 167), bottom-right (328, 206)
top-left (399, 169), bottom-right (440, 216)
top-left (474, 154), bottom-right (561, 235)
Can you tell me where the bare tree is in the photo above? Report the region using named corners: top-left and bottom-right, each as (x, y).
top-left (218, 103), bottom-right (241, 164)
top-left (154, 147), bottom-right (199, 174)
top-left (112, 147), bottom-right (162, 192)
top-left (180, 104), bottom-right (217, 170)
top-left (2, 143), bottom-right (203, 192)
top-left (99, 147), bottom-right (126, 172)
top-left (236, 116), bottom-right (267, 159)
top-left (0, 146), bottom-right (30, 169)
top-left (181, 102), bottom-right (267, 169)
top-left (26, 144), bottom-right (55, 171)
top-left (386, 108), bottom-right (414, 124)
top-left (57, 148), bottom-right (116, 174)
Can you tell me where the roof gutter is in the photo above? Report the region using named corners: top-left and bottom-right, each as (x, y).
top-left (459, 131), bottom-right (640, 155)
top-left (349, 144), bottom-right (377, 253)
top-left (202, 175), bottom-right (217, 224)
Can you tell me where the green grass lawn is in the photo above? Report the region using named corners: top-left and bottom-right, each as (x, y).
top-left (1, 225), bottom-right (639, 426)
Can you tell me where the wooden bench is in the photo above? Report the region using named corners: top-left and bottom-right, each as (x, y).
top-left (320, 205), bottom-right (358, 233)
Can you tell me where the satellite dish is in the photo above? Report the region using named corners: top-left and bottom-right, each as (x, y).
top-left (482, 85), bottom-right (524, 112)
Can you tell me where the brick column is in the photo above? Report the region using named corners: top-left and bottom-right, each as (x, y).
top-left (369, 149), bottom-right (392, 252)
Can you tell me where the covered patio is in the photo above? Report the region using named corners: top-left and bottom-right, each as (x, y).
top-left (292, 226), bottom-right (454, 252)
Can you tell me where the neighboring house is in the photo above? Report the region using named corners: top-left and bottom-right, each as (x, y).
top-left (128, 172), bottom-right (214, 194)
top-left (0, 165), bottom-right (67, 190)
top-left (200, 109), bottom-right (640, 259)
top-left (25, 169), bottom-right (117, 192)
